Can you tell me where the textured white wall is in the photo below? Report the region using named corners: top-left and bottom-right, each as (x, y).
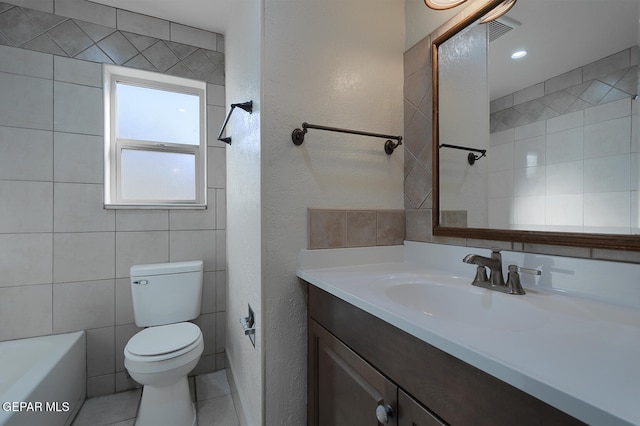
top-left (405, 0), bottom-right (461, 49)
top-left (262, 0), bottom-right (404, 423)
top-left (224, 1), bottom-right (263, 425)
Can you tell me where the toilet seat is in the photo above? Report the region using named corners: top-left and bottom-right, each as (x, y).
top-left (125, 322), bottom-right (202, 363)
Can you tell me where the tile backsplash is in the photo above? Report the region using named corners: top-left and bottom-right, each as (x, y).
top-left (0, 0), bottom-right (226, 398)
top-left (308, 209), bottom-right (405, 249)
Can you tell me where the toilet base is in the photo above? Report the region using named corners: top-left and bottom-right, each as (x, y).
top-left (135, 376), bottom-right (196, 426)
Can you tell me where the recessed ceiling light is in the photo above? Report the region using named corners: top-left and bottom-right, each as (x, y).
top-left (511, 50), bottom-right (527, 59)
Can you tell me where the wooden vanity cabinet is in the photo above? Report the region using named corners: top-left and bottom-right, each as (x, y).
top-left (307, 284), bottom-right (585, 426)
top-left (309, 319), bottom-right (443, 426)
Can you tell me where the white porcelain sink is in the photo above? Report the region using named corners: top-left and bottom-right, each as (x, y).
top-left (369, 273), bottom-right (545, 332)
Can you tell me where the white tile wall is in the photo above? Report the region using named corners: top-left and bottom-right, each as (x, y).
top-left (0, 233), bottom-right (52, 287)
top-left (0, 181), bottom-right (53, 232)
top-left (0, 284), bottom-right (53, 341)
top-left (488, 70), bottom-right (636, 233)
top-left (0, 38), bottom-right (226, 398)
top-left (53, 132), bottom-right (103, 183)
top-left (0, 127), bottom-right (53, 180)
top-left (53, 279), bottom-right (115, 332)
top-left (53, 81), bottom-right (103, 134)
top-left (0, 72), bottom-right (53, 130)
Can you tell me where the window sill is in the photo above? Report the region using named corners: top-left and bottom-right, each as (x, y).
top-left (104, 203), bottom-right (207, 210)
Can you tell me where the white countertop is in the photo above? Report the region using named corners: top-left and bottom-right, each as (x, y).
top-left (297, 243), bottom-right (640, 426)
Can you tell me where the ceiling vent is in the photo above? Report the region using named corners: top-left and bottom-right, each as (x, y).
top-left (488, 15), bottom-right (521, 43)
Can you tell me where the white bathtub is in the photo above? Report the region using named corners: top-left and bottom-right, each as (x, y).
top-left (0, 331), bottom-right (86, 426)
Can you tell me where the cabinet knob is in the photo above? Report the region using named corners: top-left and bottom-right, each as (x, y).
top-left (375, 403), bottom-right (393, 424)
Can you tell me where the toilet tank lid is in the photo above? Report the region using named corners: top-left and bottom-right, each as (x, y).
top-left (130, 260), bottom-right (203, 277)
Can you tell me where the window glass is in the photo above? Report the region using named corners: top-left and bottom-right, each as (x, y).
top-left (103, 64), bottom-right (206, 208)
top-left (116, 83), bottom-right (200, 146)
top-left (120, 149), bottom-right (196, 201)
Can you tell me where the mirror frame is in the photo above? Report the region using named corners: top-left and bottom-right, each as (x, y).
top-left (431, 0), bottom-right (640, 251)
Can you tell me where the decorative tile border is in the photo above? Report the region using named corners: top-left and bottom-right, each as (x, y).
top-left (490, 47), bottom-right (637, 133)
top-left (308, 209), bottom-right (405, 249)
top-left (0, 1), bottom-right (224, 84)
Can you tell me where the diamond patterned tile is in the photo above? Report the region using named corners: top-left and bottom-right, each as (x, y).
top-left (141, 40), bottom-right (179, 72)
top-left (404, 162), bottom-right (432, 209)
top-left (203, 49), bottom-right (223, 68)
top-left (0, 7), bottom-right (42, 45)
top-left (165, 61), bottom-right (197, 79)
top-left (404, 107), bottom-right (430, 158)
top-left (76, 20), bottom-right (116, 43)
top-left (121, 31), bottom-right (157, 52)
top-left (492, 107), bottom-right (530, 129)
top-left (21, 33), bottom-right (66, 56)
top-left (0, 31), bottom-right (10, 46)
top-left (564, 98), bottom-right (592, 114)
top-left (183, 49), bottom-right (215, 79)
top-left (514, 99), bottom-right (559, 122)
top-left (0, 3), bottom-right (13, 14)
top-left (22, 7), bottom-right (66, 32)
top-left (165, 40), bottom-right (197, 60)
top-left (599, 68), bottom-right (628, 87)
top-left (47, 19), bottom-right (93, 56)
top-left (74, 45), bottom-right (113, 63)
top-left (123, 53), bottom-right (157, 72)
top-left (97, 31), bottom-right (137, 64)
top-left (204, 65), bottom-right (224, 85)
top-left (600, 87), bottom-right (630, 104)
top-left (614, 67), bottom-right (637, 95)
top-left (541, 90), bottom-right (579, 115)
top-left (565, 81), bottom-right (591, 98)
top-left (579, 80), bottom-right (612, 106)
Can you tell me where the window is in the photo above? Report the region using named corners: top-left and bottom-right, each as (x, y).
top-left (103, 64), bottom-right (206, 208)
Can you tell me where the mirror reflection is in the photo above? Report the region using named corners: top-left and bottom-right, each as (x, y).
top-left (438, 0), bottom-right (640, 235)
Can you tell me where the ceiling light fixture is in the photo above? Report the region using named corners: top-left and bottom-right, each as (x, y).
top-left (511, 50), bottom-right (527, 59)
top-left (424, 0), bottom-right (517, 23)
top-left (424, 0), bottom-right (467, 10)
top-left (479, 0), bottom-right (517, 23)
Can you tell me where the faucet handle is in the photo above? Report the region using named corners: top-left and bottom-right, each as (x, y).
top-left (505, 265), bottom-right (542, 295)
top-left (513, 265), bottom-right (542, 276)
top-left (506, 265), bottom-right (526, 295)
top-left (472, 265), bottom-right (488, 284)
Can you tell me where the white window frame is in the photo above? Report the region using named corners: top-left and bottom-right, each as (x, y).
top-left (103, 64), bottom-right (207, 208)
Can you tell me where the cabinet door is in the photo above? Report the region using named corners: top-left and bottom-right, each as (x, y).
top-left (309, 320), bottom-right (397, 426)
top-left (398, 390), bottom-right (446, 426)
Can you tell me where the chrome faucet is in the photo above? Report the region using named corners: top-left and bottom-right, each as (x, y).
top-left (463, 248), bottom-right (540, 295)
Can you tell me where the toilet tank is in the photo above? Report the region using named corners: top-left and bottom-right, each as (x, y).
top-left (130, 260), bottom-right (203, 327)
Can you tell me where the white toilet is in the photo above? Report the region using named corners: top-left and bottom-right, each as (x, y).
top-left (124, 260), bottom-right (205, 426)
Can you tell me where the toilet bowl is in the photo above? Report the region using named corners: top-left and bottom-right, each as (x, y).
top-left (125, 322), bottom-right (204, 426)
top-left (125, 261), bottom-right (204, 426)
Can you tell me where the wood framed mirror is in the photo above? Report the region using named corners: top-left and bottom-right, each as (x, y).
top-left (431, 0), bottom-right (640, 250)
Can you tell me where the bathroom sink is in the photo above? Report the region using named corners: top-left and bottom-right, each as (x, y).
top-left (369, 274), bottom-right (543, 332)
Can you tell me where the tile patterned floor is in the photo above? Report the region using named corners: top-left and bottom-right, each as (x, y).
top-left (72, 370), bottom-right (239, 426)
